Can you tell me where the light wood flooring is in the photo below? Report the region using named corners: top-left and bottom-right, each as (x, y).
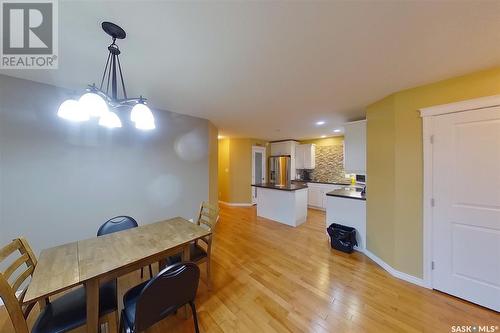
top-left (1, 206), bottom-right (498, 332)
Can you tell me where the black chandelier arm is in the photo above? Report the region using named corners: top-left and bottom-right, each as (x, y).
top-left (87, 22), bottom-right (150, 109)
top-left (106, 51), bottom-right (113, 96)
top-left (85, 86), bottom-right (147, 107)
top-left (98, 38), bottom-right (127, 101)
top-left (99, 52), bottom-right (111, 91)
top-left (111, 52), bottom-right (117, 100)
top-left (117, 97), bottom-right (147, 105)
top-left (116, 55), bottom-right (128, 99)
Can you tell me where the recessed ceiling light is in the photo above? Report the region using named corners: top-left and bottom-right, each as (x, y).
top-left (333, 129), bottom-right (342, 133)
top-left (321, 135), bottom-right (326, 138)
top-left (316, 121), bottom-right (325, 126)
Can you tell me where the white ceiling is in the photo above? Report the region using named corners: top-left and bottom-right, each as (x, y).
top-left (2, 1), bottom-right (500, 140)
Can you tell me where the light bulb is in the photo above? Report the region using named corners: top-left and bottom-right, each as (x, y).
top-left (57, 99), bottom-right (89, 122)
top-left (98, 111), bottom-right (122, 128)
top-left (130, 103), bottom-right (154, 123)
top-left (79, 92), bottom-right (108, 118)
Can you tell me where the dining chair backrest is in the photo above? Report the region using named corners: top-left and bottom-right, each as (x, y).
top-left (0, 238), bottom-right (39, 333)
top-left (134, 262), bottom-right (200, 332)
top-left (97, 216), bottom-right (139, 236)
top-left (197, 202), bottom-right (219, 232)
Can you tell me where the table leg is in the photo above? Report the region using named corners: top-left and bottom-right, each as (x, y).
top-left (159, 259), bottom-right (167, 271)
top-left (182, 244), bottom-right (190, 262)
top-left (38, 297), bottom-right (48, 310)
top-left (85, 279), bottom-right (99, 333)
top-left (182, 244), bottom-right (191, 319)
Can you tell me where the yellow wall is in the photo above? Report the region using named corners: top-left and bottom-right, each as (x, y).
top-left (208, 122), bottom-right (218, 206)
top-left (366, 67), bottom-right (500, 278)
top-left (218, 138), bottom-right (268, 204)
top-left (300, 136), bottom-right (343, 146)
top-left (229, 139), bottom-right (253, 203)
top-left (218, 138), bottom-right (230, 202)
top-left (366, 96), bottom-right (396, 267)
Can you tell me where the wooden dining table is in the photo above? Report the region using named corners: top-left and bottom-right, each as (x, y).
top-left (23, 217), bottom-right (211, 333)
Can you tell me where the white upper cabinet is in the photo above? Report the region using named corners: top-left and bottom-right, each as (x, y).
top-left (303, 144), bottom-right (315, 169)
top-left (296, 144), bottom-right (315, 169)
top-left (295, 145), bottom-right (304, 169)
top-left (270, 140), bottom-right (297, 180)
top-left (270, 141), bottom-right (289, 156)
top-left (344, 120), bottom-right (366, 174)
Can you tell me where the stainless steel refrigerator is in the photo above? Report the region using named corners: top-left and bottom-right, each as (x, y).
top-left (269, 155), bottom-right (291, 186)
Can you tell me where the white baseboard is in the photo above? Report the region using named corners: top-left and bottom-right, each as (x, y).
top-left (363, 249), bottom-right (430, 289)
top-left (307, 205), bottom-right (325, 211)
top-left (218, 201), bottom-right (253, 207)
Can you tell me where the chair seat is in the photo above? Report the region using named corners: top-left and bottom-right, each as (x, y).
top-left (168, 242), bottom-right (207, 265)
top-left (32, 281), bottom-right (117, 333)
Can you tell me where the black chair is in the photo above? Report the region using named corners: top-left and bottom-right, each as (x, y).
top-left (167, 202), bottom-right (219, 290)
top-left (0, 238), bottom-right (118, 333)
top-left (32, 282), bottom-right (118, 333)
top-left (119, 262), bottom-right (200, 333)
top-left (97, 216), bottom-right (153, 279)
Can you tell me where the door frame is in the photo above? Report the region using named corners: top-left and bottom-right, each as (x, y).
top-left (419, 94), bottom-right (500, 289)
top-left (251, 146), bottom-right (267, 204)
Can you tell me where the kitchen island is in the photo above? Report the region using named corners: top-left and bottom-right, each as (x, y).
top-left (325, 188), bottom-right (366, 251)
top-left (252, 183), bottom-right (308, 227)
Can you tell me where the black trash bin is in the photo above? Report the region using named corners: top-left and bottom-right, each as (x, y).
top-left (327, 223), bottom-right (358, 253)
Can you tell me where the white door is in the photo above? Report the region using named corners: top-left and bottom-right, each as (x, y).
top-left (432, 106), bottom-right (500, 311)
top-left (252, 146), bottom-right (266, 204)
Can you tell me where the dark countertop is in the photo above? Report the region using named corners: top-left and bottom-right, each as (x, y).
top-left (293, 180), bottom-right (351, 186)
top-left (252, 183), bottom-right (308, 191)
top-left (326, 188), bottom-right (366, 201)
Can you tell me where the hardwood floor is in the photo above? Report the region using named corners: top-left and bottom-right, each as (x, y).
top-left (1, 206), bottom-right (498, 332)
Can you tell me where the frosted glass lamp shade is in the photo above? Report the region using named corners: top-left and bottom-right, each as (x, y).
top-left (131, 103), bottom-right (154, 122)
top-left (131, 103), bottom-right (155, 130)
top-left (135, 118), bottom-right (156, 130)
top-left (98, 111), bottom-right (122, 128)
top-left (79, 92), bottom-right (108, 118)
top-left (57, 99), bottom-right (89, 122)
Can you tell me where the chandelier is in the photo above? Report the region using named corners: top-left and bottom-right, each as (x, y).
top-left (57, 22), bottom-right (155, 130)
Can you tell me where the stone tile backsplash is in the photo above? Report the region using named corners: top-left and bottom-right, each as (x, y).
top-left (299, 144), bottom-right (346, 183)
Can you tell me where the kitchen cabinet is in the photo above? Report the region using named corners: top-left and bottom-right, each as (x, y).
top-left (304, 144), bottom-right (316, 169)
top-left (271, 142), bottom-right (288, 156)
top-left (295, 145), bottom-right (304, 170)
top-left (344, 120), bottom-right (366, 174)
top-left (296, 144), bottom-right (316, 169)
top-left (308, 185), bottom-right (323, 207)
top-left (254, 185), bottom-right (308, 227)
top-left (307, 183), bottom-right (344, 210)
top-left (270, 141), bottom-right (298, 180)
top-left (325, 194), bottom-right (366, 251)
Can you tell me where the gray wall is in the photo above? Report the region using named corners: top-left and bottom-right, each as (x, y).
top-left (0, 75), bottom-right (209, 254)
